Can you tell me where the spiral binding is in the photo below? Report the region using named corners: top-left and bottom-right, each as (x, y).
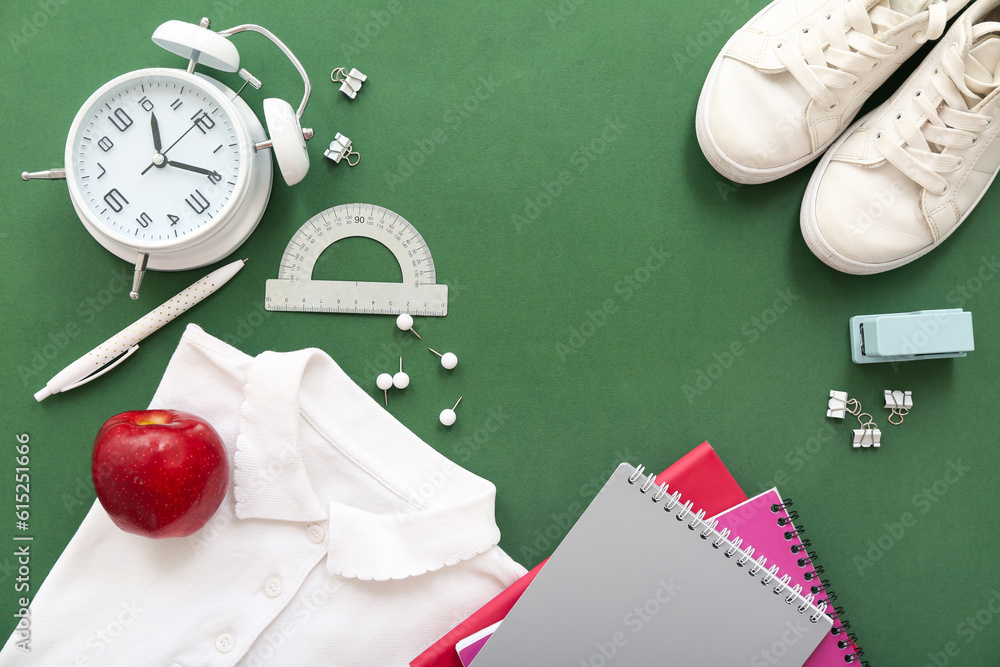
top-left (627, 466), bottom-right (829, 625)
top-left (770, 497), bottom-right (869, 665)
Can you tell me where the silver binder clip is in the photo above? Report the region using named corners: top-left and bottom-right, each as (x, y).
top-left (826, 390), bottom-right (854, 419)
top-left (829, 390), bottom-right (882, 449)
top-left (884, 390), bottom-right (912, 425)
top-left (852, 427), bottom-right (881, 449)
top-left (331, 67), bottom-right (366, 99)
top-left (323, 133), bottom-right (360, 166)
top-left (827, 390), bottom-right (866, 422)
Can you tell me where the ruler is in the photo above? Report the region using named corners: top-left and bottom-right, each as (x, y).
top-left (264, 203), bottom-right (448, 315)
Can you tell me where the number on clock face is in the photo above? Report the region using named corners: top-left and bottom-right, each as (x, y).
top-left (71, 74), bottom-right (242, 242)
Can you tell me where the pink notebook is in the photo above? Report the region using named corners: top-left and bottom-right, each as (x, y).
top-left (456, 622), bottom-right (500, 666)
top-left (712, 489), bottom-right (864, 666)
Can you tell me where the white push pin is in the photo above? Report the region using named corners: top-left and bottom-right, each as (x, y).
top-left (392, 357), bottom-right (410, 389)
top-left (428, 348), bottom-right (458, 370)
top-left (439, 396), bottom-right (463, 427)
top-left (376, 373), bottom-right (393, 406)
top-left (396, 313), bottom-right (422, 339)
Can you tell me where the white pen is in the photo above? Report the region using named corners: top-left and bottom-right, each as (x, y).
top-left (34, 259), bottom-right (247, 402)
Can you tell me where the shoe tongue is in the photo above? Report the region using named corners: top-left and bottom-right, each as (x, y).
top-left (965, 33), bottom-right (1000, 97)
top-left (869, 0), bottom-right (926, 37)
top-left (885, 0), bottom-right (931, 18)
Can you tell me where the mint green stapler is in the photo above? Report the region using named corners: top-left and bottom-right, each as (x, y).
top-left (850, 309), bottom-right (974, 364)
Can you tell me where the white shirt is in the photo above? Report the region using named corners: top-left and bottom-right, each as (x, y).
top-left (0, 324), bottom-right (526, 666)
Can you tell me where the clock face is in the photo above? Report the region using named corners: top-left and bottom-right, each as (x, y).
top-left (66, 69), bottom-right (247, 249)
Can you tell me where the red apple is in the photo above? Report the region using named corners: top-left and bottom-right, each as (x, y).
top-left (91, 410), bottom-right (229, 538)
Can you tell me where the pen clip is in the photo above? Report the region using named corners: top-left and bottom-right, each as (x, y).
top-left (63, 345), bottom-right (140, 392)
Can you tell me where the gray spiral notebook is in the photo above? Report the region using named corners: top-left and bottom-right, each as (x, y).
top-left (472, 463), bottom-right (833, 666)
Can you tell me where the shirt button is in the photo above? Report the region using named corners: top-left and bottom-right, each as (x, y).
top-left (264, 577), bottom-right (283, 598)
top-left (307, 523), bottom-right (325, 544)
top-left (216, 633), bottom-right (235, 653)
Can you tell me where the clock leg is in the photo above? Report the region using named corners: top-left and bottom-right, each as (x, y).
top-left (21, 168), bottom-right (67, 181)
top-left (130, 253), bottom-right (149, 300)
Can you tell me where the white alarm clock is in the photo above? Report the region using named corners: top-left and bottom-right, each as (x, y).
top-left (22, 18), bottom-right (314, 299)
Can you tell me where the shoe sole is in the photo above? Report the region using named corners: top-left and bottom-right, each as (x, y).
top-left (800, 110), bottom-right (1000, 274)
top-left (695, 0), bottom-right (866, 184)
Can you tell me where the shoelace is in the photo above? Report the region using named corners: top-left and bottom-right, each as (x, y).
top-left (876, 22), bottom-right (1000, 196)
top-left (776, 0), bottom-right (947, 111)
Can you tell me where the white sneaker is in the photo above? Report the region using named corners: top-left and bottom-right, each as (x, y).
top-left (697, 0), bottom-right (967, 184)
top-left (802, 0), bottom-right (1000, 273)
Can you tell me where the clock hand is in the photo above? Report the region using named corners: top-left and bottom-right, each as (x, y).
top-left (160, 121), bottom-right (198, 156)
top-left (141, 121), bottom-right (199, 175)
top-left (166, 160), bottom-right (218, 178)
top-left (150, 113), bottom-right (162, 153)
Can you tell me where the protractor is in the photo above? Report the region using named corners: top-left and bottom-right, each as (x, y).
top-left (264, 203), bottom-right (448, 315)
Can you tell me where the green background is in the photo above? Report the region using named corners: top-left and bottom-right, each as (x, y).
top-left (2, 0), bottom-right (999, 663)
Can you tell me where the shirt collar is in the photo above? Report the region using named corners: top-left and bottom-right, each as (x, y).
top-left (175, 324), bottom-right (503, 581)
top-left (231, 346), bottom-right (328, 523)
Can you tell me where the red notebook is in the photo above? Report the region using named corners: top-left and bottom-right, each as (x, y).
top-left (409, 442), bottom-right (746, 667)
